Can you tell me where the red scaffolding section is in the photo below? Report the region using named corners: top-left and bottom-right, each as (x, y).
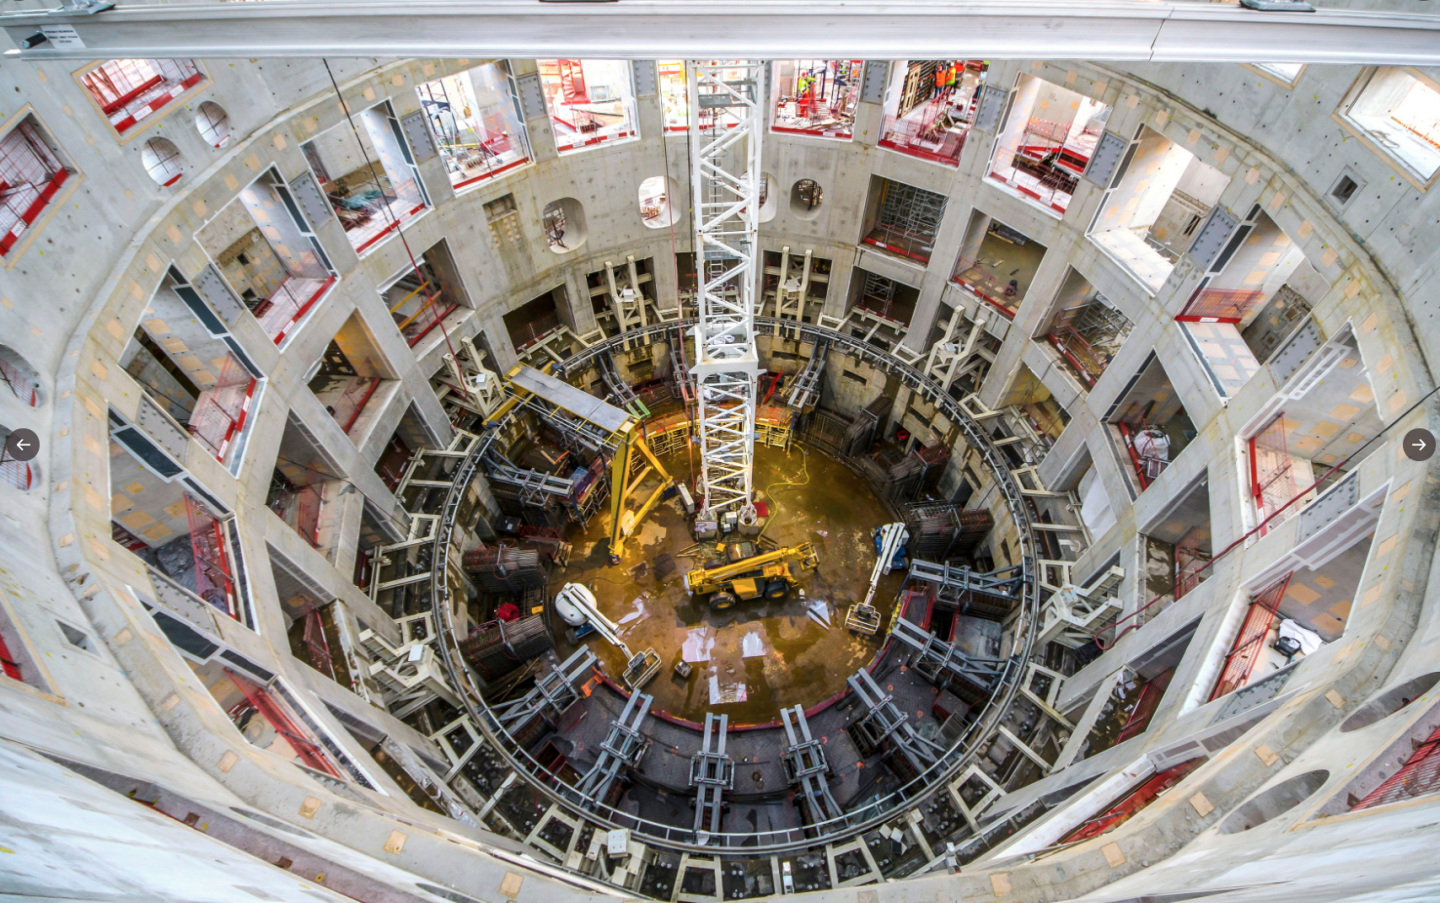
top-left (1174, 529), bottom-right (1211, 600)
top-left (0, 118), bottom-right (70, 257)
top-left (302, 609), bottom-right (336, 680)
top-left (1177, 287), bottom-right (1266, 324)
top-left (185, 495), bottom-right (238, 620)
top-left (0, 631), bottom-right (22, 682)
top-left (252, 275), bottom-right (335, 345)
top-left (1352, 720), bottom-right (1440, 811)
top-left (1250, 413), bottom-right (1297, 532)
top-left (389, 278), bottom-right (459, 347)
top-left (1061, 758), bottom-right (1203, 842)
top-left (188, 354), bottom-right (258, 462)
top-left (1210, 573), bottom-right (1292, 701)
top-left (225, 669), bottom-right (341, 777)
top-left (329, 378), bottom-right (383, 434)
top-left (0, 450), bottom-right (31, 491)
top-left (80, 59), bottom-right (204, 135)
top-left (1115, 668), bottom-right (1174, 744)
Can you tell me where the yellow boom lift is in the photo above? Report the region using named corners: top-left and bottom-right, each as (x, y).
top-left (684, 542), bottom-right (820, 611)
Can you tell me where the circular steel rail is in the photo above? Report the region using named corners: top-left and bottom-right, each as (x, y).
top-left (428, 317), bottom-right (1041, 856)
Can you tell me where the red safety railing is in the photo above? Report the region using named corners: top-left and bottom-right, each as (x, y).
top-left (1210, 573), bottom-right (1292, 701)
top-left (1352, 720), bottom-right (1440, 811)
top-left (878, 112), bottom-right (968, 167)
top-left (0, 631), bottom-right (22, 681)
top-left (1250, 412), bottom-right (1297, 534)
top-left (1177, 287), bottom-right (1267, 324)
top-left (0, 119), bottom-right (70, 257)
top-left (862, 222), bottom-right (935, 264)
top-left (1062, 758), bottom-right (1202, 842)
top-left (302, 608), bottom-right (336, 681)
top-left (1116, 419), bottom-right (1172, 491)
top-left (80, 59), bottom-right (204, 134)
top-left (392, 282), bottom-right (459, 347)
top-left (253, 276), bottom-right (335, 345)
top-left (1045, 320), bottom-right (1108, 389)
top-left (0, 452), bottom-right (32, 491)
top-left (952, 257), bottom-right (1021, 319)
top-left (185, 495), bottom-right (238, 620)
top-left (189, 354), bottom-right (257, 463)
top-left (329, 377), bottom-right (383, 435)
top-left (225, 669), bottom-right (341, 777)
top-left (1115, 668), bottom-right (1173, 744)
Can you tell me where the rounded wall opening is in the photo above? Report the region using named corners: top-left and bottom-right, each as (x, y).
top-left (194, 102), bottom-right (232, 148)
top-left (1342, 673), bottom-right (1440, 732)
top-left (543, 197), bottom-right (588, 253)
top-left (758, 171), bottom-right (778, 223)
top-left (638, 176), bottom-right (680, 229)
top-left (1218, 770), bottom-right (1329, 835)
top-left (140, 137), bottom-right (185, 187)
top-left (790, 178), bottom-right (824, 219)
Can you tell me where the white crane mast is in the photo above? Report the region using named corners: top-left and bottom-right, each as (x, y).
top-left (686, 59), bottom-right (764, 518)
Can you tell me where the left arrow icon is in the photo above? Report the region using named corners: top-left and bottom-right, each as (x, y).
top-left (3, 428), bottom-right (38, 462)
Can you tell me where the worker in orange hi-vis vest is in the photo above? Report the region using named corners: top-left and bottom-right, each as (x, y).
top-left (933, 63), bottom-right (947, 100)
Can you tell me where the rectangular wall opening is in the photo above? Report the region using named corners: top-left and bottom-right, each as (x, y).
top-left (951, 212), bottom-right (1048, 320)
top-left (302, 100), bottom-right (430, 255)
top-left (380, 239), bottom-right (471, 350)
top-left (848, 270), bottom-right (918, 344)
top-left (198, 172), bottom-right (336, 345)
top-left (0, 114), bottom-right (75, 258)
top-left (862, 176), bottom-right (948, 263)
top-left (504, 287), bottom-right (570, 356)
top-left (78, 58), bottom-right (205, 137)
top-left (537, 59), bottom-right (639, 153)
top-left (1141, 477), bottom-right (1213, 623)
top-left (762, 250), bottom-right (831, 324)
top-left (122, 274), bottom-right (261, 466)
top-left (587, 257), bottom-right (657, 336)
top-left (268, 415), bottom-right (344, 554)
top-left (1210, 568), bottom-right (1340, 702)
top-left (307, 313), bottom-right (397, 441)
top-left (771, 59), bottom-right (863, 139)
top-left (1179, 211), bottom-right (1317, 396)
top-left (269, 556), bottom-right (352, 688)
top-left (1244, 333), bottom-right (1381, 530)
top-left (987, 73), bottom-right (1111, 214)
top-left (879, 60), bottom-right (987, 166)
top-left (1036, 268), bottom-right (1133, 391)
top-left (999, 363), bottom-right (1071, 458)
top-left (1108, 356), bottom-right (1195, 494)
top-left (1336, 67), bottom-right (1440, 185)
top-left (416, 61), bottom-right (531, 191)
top-left (1089, 125), bottom-right (1230, 293)
top-left (1081, 622), bottom-right (1199, 760)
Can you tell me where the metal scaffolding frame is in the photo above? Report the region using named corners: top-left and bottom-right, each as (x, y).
top-left (846, 670), bottom-right (946, 775)
top-left (576, 691), bottom-right (653, 808)
top-left (780, 705), bottom-right (845, 827)
top-left (891, 618), bottom-right (1006, 704)
top-left (785, 337), bottom-right (829, 412)
top-left (689, 713), bottom-right (733, 840)
top-left (491, 647), bottom-right (597, 736)
top-left (687, 59), bottom-right (764, 517)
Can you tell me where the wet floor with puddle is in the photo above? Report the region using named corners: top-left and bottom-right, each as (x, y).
top-left (555, 443), bottom-right (907, 724)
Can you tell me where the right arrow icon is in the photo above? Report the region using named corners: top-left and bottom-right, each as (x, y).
top-left (1404, 428), bottom-right (1436, 462)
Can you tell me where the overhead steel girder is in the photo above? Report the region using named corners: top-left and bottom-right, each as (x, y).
top-left (3, 2), bottom-right (1440, 64)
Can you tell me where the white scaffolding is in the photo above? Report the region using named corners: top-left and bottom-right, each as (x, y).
top-left (687, 60), bottom-right (764, 517)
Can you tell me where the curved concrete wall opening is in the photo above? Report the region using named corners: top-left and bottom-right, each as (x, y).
top-left (790, 178), bottom-right (824, 218)
top-left (1342, 673), bottom-right (1440, 732)
top-left (1219, 770), bottom-right (1330, 835)
top-left (543, 197), bottom-right (588, 252)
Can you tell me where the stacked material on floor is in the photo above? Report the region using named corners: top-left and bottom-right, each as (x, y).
top-left (904, 502), bottom-right (993, 559)
top-left (462, 543), bottom-right (550, 593)
top-left (460, 615), bottom-right (555, 681)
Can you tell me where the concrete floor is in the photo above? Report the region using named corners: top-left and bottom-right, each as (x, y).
top-left (558, 443), bottom-right (908, 724)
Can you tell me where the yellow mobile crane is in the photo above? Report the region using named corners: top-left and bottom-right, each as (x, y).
top-left (684, 542), bottom-right (820, 611)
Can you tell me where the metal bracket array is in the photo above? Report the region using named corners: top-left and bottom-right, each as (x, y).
top-left (785, 336), bottom-right (829, 412)
top-left (891, 618), bottom-right (1006, 705)
top-left (846, 670), bottom-right (944, 774)
top-left (491, 647), bottom-right (597, 737)
top-left (780, 705), bottom-right (845, 826)
top-left (575, 691), bottom-right (653, 808)
top-left (689, 712), bottom-right (734, 840)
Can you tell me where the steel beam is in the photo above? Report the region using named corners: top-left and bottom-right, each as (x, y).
top-left (3, 3), bottom-right (1440, 64)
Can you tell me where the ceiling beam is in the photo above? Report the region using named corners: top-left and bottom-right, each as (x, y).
top-left (2, 1), bottom-right (1439, 64)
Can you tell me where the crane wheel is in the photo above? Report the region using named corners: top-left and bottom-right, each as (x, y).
top-left (764, 579), bottom-right (789, 600)
top-left (710, 591), bottom-right (739, 611)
